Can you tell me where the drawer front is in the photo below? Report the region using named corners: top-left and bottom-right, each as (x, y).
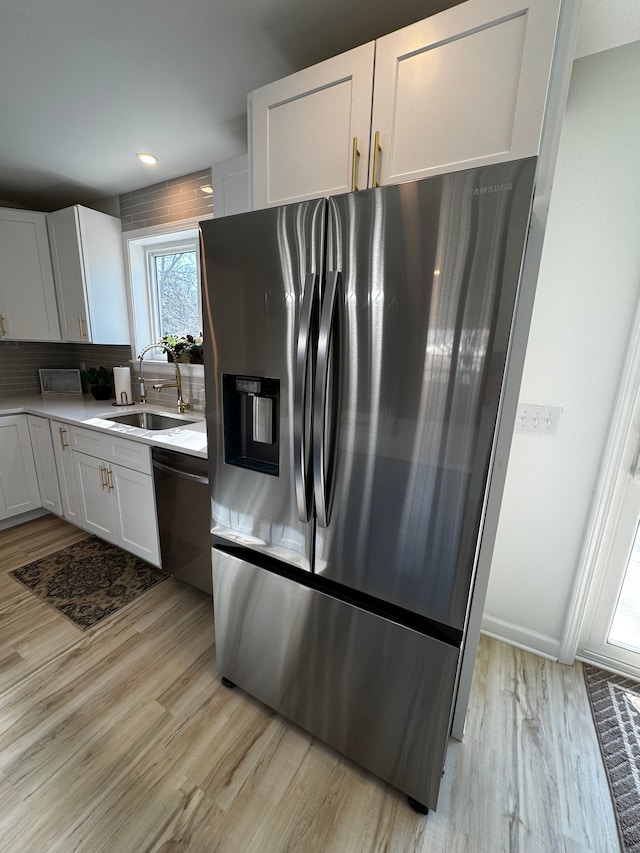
top-left (213, 547), bottom-right (459, 810)
top-left (106, 435), bottom-right (152, 474)
top-left (70, 424), bottom-right (108, 459)
top-left (69, 425), bottom-right (151, 474)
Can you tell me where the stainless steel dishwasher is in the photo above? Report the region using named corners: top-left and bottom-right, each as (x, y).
top-left (152, 447), bottom-right (212, 595)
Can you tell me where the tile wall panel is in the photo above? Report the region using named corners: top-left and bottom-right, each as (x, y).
top-left (120, 169), bottom-right (213, 231)
top-left (129, 361), bottom-right (205, 411)
top-left (0, 341), bottom-right (132, 398)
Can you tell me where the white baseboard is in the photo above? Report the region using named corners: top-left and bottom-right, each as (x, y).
top-left (481, 614), bottom-right (561, 660)
top-left (0, 508), bottom-right (48, 531)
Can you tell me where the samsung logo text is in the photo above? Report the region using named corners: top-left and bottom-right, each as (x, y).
top-left (469, 183), bottom-right (513, 196)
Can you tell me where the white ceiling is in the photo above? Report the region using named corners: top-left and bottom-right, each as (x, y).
top-left (0, 0), bottom-right (460, 211)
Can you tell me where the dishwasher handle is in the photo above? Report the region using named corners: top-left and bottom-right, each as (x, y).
top-left (152, 458), bottom-right (209, 485)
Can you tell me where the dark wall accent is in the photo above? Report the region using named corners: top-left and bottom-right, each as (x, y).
top-left (119, 169), bottom-right (213, 231)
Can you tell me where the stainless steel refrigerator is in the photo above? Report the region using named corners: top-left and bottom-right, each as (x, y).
top-left (200, 158), bottom-right (536, 812)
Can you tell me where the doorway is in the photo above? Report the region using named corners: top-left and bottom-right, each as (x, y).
top-left (577, 317), bottom-right (640, 680)
top-left (608, 527), bottom-right (640, 655)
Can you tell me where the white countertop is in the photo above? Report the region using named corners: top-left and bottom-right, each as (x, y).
top-left (0, 394), bottom-right (208, 458)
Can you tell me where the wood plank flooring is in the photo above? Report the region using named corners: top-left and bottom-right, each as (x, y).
top-left (0, 516), bottom-right (620, 852)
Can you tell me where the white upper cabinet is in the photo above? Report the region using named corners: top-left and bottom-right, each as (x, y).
top-left (371, 0), bottom-right (561, 186)
top-left (0, 209), bottom-right (60, 341)
top-left (47, 205), bottom-right (130, 344)
top-left (212, 155), bottom-right (250, 217)
top-left (249, 0), bottom-right (563, 207)
top-left (250, 43), bottom-right (375, 209)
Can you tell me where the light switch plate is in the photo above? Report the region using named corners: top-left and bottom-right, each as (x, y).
top-left (515, 404), bottom-right (562, 435)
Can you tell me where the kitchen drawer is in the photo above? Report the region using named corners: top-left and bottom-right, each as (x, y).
top-left (69, 425), bottom-right (152, 474)
top-left (70, 424), bottom-right (106, 458)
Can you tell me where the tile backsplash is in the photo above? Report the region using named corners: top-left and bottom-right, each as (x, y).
top-left (129, 361), bottom-right (205, 412)
top-left (0, 340), bottom-right (206, 412)
top-left (0, 341), bottom-right (131, 397)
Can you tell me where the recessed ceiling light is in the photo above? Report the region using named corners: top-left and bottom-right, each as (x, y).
top-left (200, 184), bottom-right (214, 194)
top-left (136, 153), bottom-right (158, 165)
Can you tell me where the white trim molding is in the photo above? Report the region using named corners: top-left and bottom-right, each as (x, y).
top-left (558, 289), bottom-right (640, 664)
top-left (482, 615), bottom-right (561, 660)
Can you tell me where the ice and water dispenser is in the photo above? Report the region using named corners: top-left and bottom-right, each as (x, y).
top-left (222, 374), bottom-right (279, 476)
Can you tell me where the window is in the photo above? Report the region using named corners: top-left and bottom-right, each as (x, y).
top-left (125, 222), bottom-right (206, 362)
top-left (146, 240), bottom-right (200, 337)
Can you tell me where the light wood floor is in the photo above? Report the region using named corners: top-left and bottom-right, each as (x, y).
top-left (0, 516), bottom-right (620, 852)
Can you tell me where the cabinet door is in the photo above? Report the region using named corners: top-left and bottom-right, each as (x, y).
top-left (370, 0), bottom-right (562, 186)
top-left (74, 452), bottom-right (117, 543)
top-left (250, 42), bottom-right (375, 209)
top-left (46, 206), bottom-right (89, 342)
top-left (47, 206), bottom-right (130, 344)
top-left (27, 415), bottom-right (62, 516)
top-left (76, 206), bottom-right (130, 344)
top-left (0, 209), bottom-right (60, 341)
top-left (111, 464), bottom-right (160, 566)
top-left (212, 155), bottom-right (249, 217)
top-left (50, 420), bottom-right (81, 524)
top-left (0, 415), bottom-right (41, 519)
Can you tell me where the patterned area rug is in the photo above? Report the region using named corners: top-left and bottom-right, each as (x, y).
top-left (584, 665), bottom-right (640, 853)
top-left (10, 536), bottom-right (167, 630)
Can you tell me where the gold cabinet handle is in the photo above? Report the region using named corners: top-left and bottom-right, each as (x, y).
top-left (99, 465), bottom-right (107, 491)
top-left (59, 427), bottom-right (69, 449)
top-left (351, 136), bottom-right (360, 192)
top-left (106, 468), bottom-right (114, 493)
top-left (372, 131), bottom-right (382, 188)
top-left (0, 314), bottom-right (6, 336)
top-left (77, 316), bottom-right (87, 339)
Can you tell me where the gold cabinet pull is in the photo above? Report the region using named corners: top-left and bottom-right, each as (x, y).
top-left (372, 131), bottom-right (382, 188)
top-left (99, 465), bottom-right (107, 491)
top-left (351, 136), bottom-right (360, 192)
top-left (0, 314), bottom-right (6, 336)
top-left (77, 315), bottom-right (87, 339)
top-left (106, 468), bottom-right (114, 492)
top-left (59, 427), bottom-right (69, 449)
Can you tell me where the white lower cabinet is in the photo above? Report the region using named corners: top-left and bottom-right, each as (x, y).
top-left (74, 452), bottom-right (118, 544)
top-left (50, 420), bottom-right (81, 523)
top-left (111, 464), bottom-right (160, 565)
top-left (0, 415), bottom-right (41, 519)
top-left (70, 425), bottom-right (160, 566)
top-left (27, 415), bottom-right (62, 516)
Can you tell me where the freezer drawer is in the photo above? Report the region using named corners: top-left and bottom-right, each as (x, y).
top-left (213, 547), bottom-right (460, 810)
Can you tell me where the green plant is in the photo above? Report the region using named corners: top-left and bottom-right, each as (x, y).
top-left (160, 333), bottom-right (203, 364)
top-left (81, 366), bottom-right (113, 387)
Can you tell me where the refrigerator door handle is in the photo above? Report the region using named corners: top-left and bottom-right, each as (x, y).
top-left (294, 272), bottom-right (319, 522)
top-left (313, 269), bottom-right (340, 529)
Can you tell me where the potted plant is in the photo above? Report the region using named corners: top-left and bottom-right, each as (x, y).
top-left (81, 366), bottom-right (113, 400)
top-left (161, 334), bottom-right (204, 364)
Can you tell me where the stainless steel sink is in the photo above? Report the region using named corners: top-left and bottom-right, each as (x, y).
top-left (105, 411), bottom-right (197, 430)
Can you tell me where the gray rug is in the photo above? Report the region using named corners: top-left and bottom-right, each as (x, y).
top-left (10, 536), bottom-right (167, 630)
top-left (584, 665), bottom-right (640, 853)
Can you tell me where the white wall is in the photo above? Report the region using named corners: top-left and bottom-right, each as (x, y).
top-left (576, 0), bottom-right (640, 58)
top-left (483, 39), bottom-right (640, 657)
